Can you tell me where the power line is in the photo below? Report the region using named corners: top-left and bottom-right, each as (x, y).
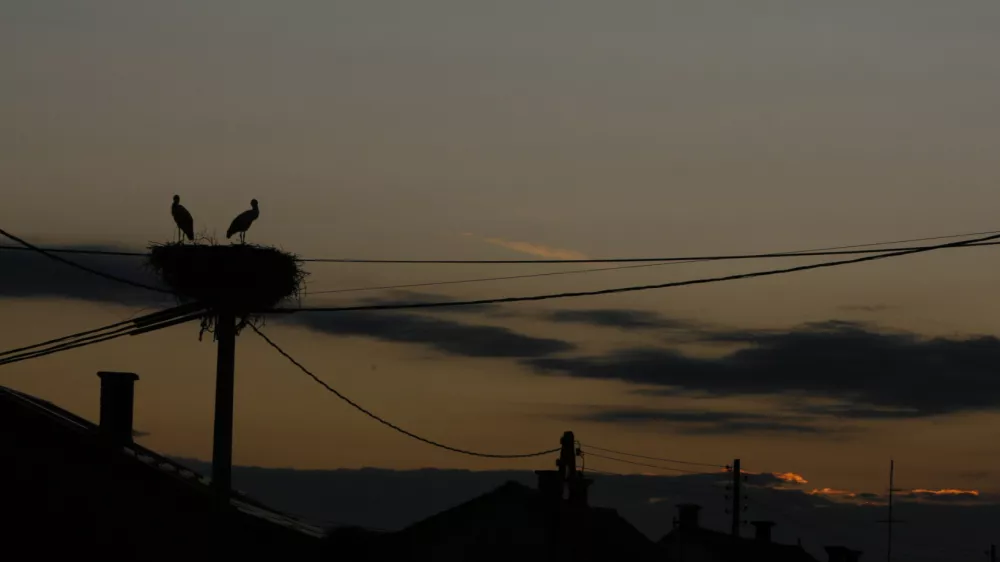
top-left (581, 467), bottom-right (624, 477)
top-left (582, 451), bottom-right (720, 475)
top-left (273, 232), bottom-right (1000, 313)
top-left (0, 318), bottom-right (136, 359)
top-left (0, 311), bottom-right (205, 366)
top-left (0, 302), bottom-right (206, 361)
top-left (306, 238), bottom-right (1000, 296)
top-left (4, 229), bottom-right (1000, 265)
top-left (305, 240), bottom-right (999, 296)
top-left (0, 245), bottom-right (148, 257)
top-left (296, 231), bottom-right (1000, 264)
top-left (249, 324), bottom-right (561, 460)
top-left (0, 327), bottom-right (143, 366)
top-left (0, 228), bottom-right (173, 295)
top-left (0, 305), bottom-right (206, 367)
top-left (305, 260), bottom-right (704, 295)
top-left (581, 444), bottom-right (727, 469)
top-left (299, 242), bottom-right (1000, 264)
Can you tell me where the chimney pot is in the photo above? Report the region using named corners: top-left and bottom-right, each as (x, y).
top-left (97, 371), bottom-right (139, 448)
top-left (751, 521), bottom-right (775, 543)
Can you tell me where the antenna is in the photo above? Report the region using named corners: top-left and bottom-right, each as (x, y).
top-left (877, 459), bottom-right (905, 562)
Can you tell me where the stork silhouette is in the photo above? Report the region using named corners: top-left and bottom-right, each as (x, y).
top-left (171, 195), bottom-right (195, 242)
top-left (226, 199), bottom-right (259, 244)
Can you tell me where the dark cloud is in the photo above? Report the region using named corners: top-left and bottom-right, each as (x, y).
top-left (546, 309), bottom-right (699, 331)
top-left (792, 404), bottom-right (924, 420)
top-left (285, 310), bottom-right (574, 359)
top-left (0, 245), bottom-right (171, 306)
top-left (525, 320), bottom-right (1000, 417)
top-left (577, 409), bottom-right (827, 435)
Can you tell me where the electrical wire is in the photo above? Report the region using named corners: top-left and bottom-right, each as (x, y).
top-left (0, 327), bottom-right (143, 366)
top-left (0, 245), bottom-right (148, 257)
top-left (250, 324), bottom-right (561, 459)
top-left (581, 444), bottom-right (727, 469)
top-left (582, 451), bottom-right (721, 475)
top-left (581, 467), bottom-right (624, 477)
top-left (3, 228), bottom-right (1000, 265)
top-left (305, 238), bottom-right (1000, 296)
top-left (0, 318), bottom-right (137, 359)
top-left (0, 301), bottom-right (206, 361)
top-left (0, 312), bottom-right (205, 366)
top-left (304, 260), bottom-right (705, 295)
top-left (0, 305), bottom-right (206, 367)
top-left (304, 240), bottom-right (1000, 296)
top-left (0, 228), bottom-right (173, 294)
top-left (296, 232), bottom-right (1000, 264)
top-left (274, 232), bottom-right (1000, 313)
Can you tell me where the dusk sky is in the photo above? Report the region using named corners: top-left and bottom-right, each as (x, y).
top-left (3, 0), bottom-right (1000, 530)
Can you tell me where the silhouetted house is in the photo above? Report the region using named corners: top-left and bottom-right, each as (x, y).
top-left (357, 469), bottom-right (660, 562)
top-left (0, 374), bottom-right (324, 562)
top-left (658, 504), bottom-right (819, 562)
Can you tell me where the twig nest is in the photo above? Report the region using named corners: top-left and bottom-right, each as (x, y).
top-left (148, 242), bottom-right (305, 314)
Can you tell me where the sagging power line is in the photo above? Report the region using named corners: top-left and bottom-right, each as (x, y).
top-left (250, 324), bottom-right (561, 460)
top-left (0, 228), bottom-right (173, 295)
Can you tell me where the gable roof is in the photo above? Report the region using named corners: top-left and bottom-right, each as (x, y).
top-left (1, 385), bottom-right (324, 560)
top-left (381, 480), bottom-right (661, 562)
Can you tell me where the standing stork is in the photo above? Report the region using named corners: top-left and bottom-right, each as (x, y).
top-left (226, 199), bottom-right (259, 244)
top-left (171, 195), bottom-right (195, 242)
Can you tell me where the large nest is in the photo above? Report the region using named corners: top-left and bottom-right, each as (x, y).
top-left (148, 242), bottom-right (306, 317)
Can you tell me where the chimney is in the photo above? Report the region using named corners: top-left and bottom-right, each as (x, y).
top-left (676, 503), bottom-right (701, 531)
top-left (535, 470), bottom-right (563, 503)
top-left (97, 371), bottom-right (139, 447)
top-left (825, 546), bottom-right (863, 562)
top-left (751, 521), bottom-right (775, 543)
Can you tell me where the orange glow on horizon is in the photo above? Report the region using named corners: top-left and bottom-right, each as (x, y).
top-left (910, 489), bottom-right (979, 496)
top-left (809, 488), bottom-right (856, 498)
top-left (773, 472), bottom-right (808, 484)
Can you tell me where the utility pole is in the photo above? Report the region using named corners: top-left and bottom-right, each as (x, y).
top-left (990, 543), bottom-right (996, 562)
top-left (211, 311), bottom-right (237, 504)
top-left (877, 459), bottom-right (904, 562)
top-left (887, 460), bottom-right (893, 562)
top-left (731, 458), bottom-right (741, 537)
top-left (558, 431), bottom-right (577, 485)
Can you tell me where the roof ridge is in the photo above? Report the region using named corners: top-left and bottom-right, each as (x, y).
top-left (2, 385), bottom-right (323, 537)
